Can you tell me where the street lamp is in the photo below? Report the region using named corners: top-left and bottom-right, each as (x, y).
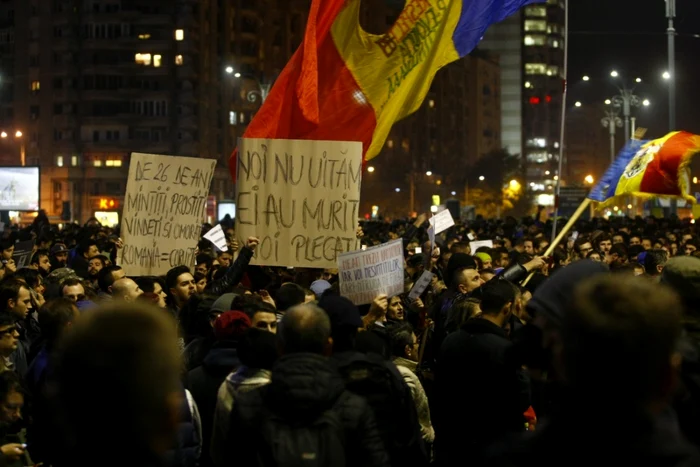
top-left (642, 99), bottom-right (651, 106)
top-left (425, 171), bottom-right (432, 176)
top-left (478, 175), bottom-right (485, 181)
top-left (225, 66), bottom-right (234, 74)
top-left (585, 174), bottom-right (594, 184)
top-left (635, 77), bottom-right (642, 83)
top-left (605, 99), bottom-right (612, 105)
top-left (225, 66), bottom-right (271, 103)
top-left (367, 166), bottom-right (375, 173)
top-left (610, 70), bottom-right (619, 77)
top-left (1, 129), bottom-right (25, 166)
top-left (582, 75), bottom-right (590, 81)
top-left (602, 108), bottom-right (623, 163)
top-left (574, 101), bottom-right (582, 107)
top-left (663, 71), bottom-right (671, 80)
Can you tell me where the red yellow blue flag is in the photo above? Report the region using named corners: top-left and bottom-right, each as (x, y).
top-left (588, 131), bottom-right (700, 208)
top-left (230, 0), bottom-right (543, 178)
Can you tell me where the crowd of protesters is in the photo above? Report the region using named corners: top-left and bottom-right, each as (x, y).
top-left (0, 209), bottom-right (699, 466)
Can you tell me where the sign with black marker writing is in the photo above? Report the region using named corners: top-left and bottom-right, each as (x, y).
top-left (338, 239), bottom-right (404, 305)
top-left (119, 153), bottom-right (216, 276)
top-left (236, 138), bottom-right (363, 268)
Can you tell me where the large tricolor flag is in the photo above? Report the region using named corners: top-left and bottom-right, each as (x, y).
top-left (230, 0), bottom-right (543, 176)
top-left (588, 131), bottom-right (700, 208)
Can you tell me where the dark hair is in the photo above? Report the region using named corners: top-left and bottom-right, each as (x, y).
top-left (0, 239), bottom-right (14, 252)
top-left (195, 254), bottom-right (213, 268)
top-left (389, 321), bottom-right (415, 358)
top-left (274, 283), bottom-right (306, 312)
top-left (166, 266), bottom-right (191, 293)
top-left (30, 249), bottom-right (50, 266)
top-left (238, 328), bottom-right (278, 370)
top-left (97, 266), bottom-right (123, 294)
top-left (479, 279), bottom-right (516, 315)
top-left (13, 268), bottom-right (41, 289)
top-left (0, 371), bottom-right (23, 401)
top-left (0, 279), bottom-right (27, 313)
top-left (446, 298), bottom-right (481, 333)
top-left (88, 255), bottom-right (108, 267)
top-left (0, 312), bottom-right (16, 327)
top-left (134, 277), bottom-right (163, 294)
top-left (76, 239), bottom-right (97, 257)
top-left (39, 298), bottom-right (77, 349)
top-left (644, 249), bottom-right (668, 276)
top-left (628, 245), bottom-right (645, 259)
top-left (193, 272), bottom-right (206, 283)
top-left (609, 243), bottom-right (628, 259)
top-left (279, 304), bottom-right (330, 355)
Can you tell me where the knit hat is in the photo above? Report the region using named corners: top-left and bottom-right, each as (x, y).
top-left (445, 253), bottom-right (477, 287)
top-left (318, 295), bottom-right (363, 330)
top-left (214, 311), bottom-right (251, 340)
top-left (660, 256), bottom-right (700, 314)
top-left (475, 252), bottom-right (492, 264)
top-left (210, 293), bottom-right (237, 314)
top-left (310, 280), bottom-right (332, 298)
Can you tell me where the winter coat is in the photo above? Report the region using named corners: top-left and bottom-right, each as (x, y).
top-left (393, 357), bottom-right (435, 442)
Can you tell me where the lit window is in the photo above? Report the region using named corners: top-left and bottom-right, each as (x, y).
top-left (175, 55), bottom-right (183, 65)
top-left (71, 155), bottom-right (78, 166)
top-left (106, 160), bottom-right (115, 167)
top-left (229, 111), bottom-right (237, 125)
top-left (526, 138), bottom-right (547, 148)
top-left (175, 29), bottom-right (184, 41)
top-left (153, 54), bottom-right (162, 67)
top-left (525, 5), bottom-right (547, 17)
top-left (524, 81), bottom-right (532, 88)
top-left (135, 53), bottom-right (152, 66)
top-left (93, 160), bottom-right (102, 167)
top-left (387, 139), bottom-right (394, 149)
top-left (550, 39), bottom-right (560, 48)
top-left (428, 99), bottom-right (435, 108)
top-left (30, 81), bottom-right (40, 91)
top-left (546, 65), bottom-right (559, 76)
top-left (56, 155), bottom-right (64, 167)
top-left (239, 113), bottom-right (246, 124)
top-left (524, 20), bottom-right (547, 32)
top-left (527, 152), bottom-right (548, 164)
top-left (524, 35), bottom-right (546, 46)
top-left (547, 24), bottom-right (560, 34)
top-left (525, 63), bottom-right (547, 75)
top-left (138, 33), bottom-right (151, 40)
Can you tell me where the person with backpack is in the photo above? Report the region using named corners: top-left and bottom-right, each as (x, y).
top-left (318, 295), bottom-right (428, 467)
top-left (225, 303), bottom-right (389, 467)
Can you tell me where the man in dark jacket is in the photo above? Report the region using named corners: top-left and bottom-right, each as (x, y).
top-left (226, 303), bottom-right (389, 467)
top-left (487, 275), bottom-right (700, 467)
top-left (435, 279), bottom-right (530, 466)
top-left (186, 311), bottom-right (250, 467)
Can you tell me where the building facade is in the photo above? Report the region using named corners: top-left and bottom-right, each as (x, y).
top-left (0, 0), bottom-right (309, 224)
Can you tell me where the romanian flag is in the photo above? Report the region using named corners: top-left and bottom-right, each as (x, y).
top-left (230, 0), bottom-right (542, 176)
top-left (588, 131), bottom-right (700, 208)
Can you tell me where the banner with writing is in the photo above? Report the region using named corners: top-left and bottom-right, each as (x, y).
top-left (119, 153), bottom-right (216, 276)
top-left (338, 239), bottom-right (404, 306)
top-left (236, 138), bottom-right (363, 268)
top-left (12, 240), bottom-right (34, 269)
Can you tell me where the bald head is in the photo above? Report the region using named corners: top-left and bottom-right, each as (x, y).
top-left (279, 304), bottom-right (331, 355)
top-left (112, 278), bottom-right (143, 302)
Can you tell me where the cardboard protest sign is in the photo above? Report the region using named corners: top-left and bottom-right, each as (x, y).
top-left (236, 138), bottom-right (363, 269)
top-left (469, 240), bottom-right (493, 252)
top-left (408, 270), bottom-right (434, 300)
top-left (119, 153), bottom-right (216, 276)
top-left (12, 240), bottom-right (34, 268)
top-left (338, 239), bottom-right (404, 305)
top-left (204, 224), bottom-right (228, 252)
top-left (429, 209), bottom-right (455, 234)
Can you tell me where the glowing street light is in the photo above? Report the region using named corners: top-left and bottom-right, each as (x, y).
top-left (425, 171), bottom-right (433, 176)
top-left (584, 174), bottom-right (594, 184)
top-left (478, 175), bottom-right (485, 181)
top-left (451, 191), bottom-right (457, 196)
top-left (14, 131), bottom-right (21, 138)
top-left (663, 71), bottom-right (671, 80)
top-left (582, 75), bottom-right (590, 81)
top-left (636, 77), bottom-right (642, 83)
top-left (225, 66), bottom-right (234, 74)
top-left (509, 180), bottom-right (521, 191)
top-left (367, 166), bottom-right (375, 173)
top-left (574, 101), bottom-right (582, 107)
top-left (0, 132), bottom-right (6, 138)
top-left (234, 72), bottom-right (241, 78)
top-left (545, 170), bottom-right (550, 175)
top-left (605, 99), bottom-right (612, 105)
top-left (642, 99), bottom-right (650, 106)
top-left (610, 70), bottom-right (619, 78)
top-left (395, 187), bottom-right (401, 192)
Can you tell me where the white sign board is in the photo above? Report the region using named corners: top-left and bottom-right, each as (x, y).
top-left (235, 138), bottom-right (363, 269)
top-left (469, 240), bottom-right (494, 253)
top-left (408, 271), bottom-right (434, 300)
top-left (338, 239), bottom-right (404, 305)
top-left (204, 224), bottom-right (228, 252)
top-left (429, 209), bottom-right (455, 234)
top-left (119, 153), bottom-right (216, 276)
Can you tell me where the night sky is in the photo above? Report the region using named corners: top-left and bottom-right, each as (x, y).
top-left (568, 0), bottom-right (700, 138)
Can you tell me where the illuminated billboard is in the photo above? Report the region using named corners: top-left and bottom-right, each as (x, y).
top-left (0, 167), bottom-right (39, 211)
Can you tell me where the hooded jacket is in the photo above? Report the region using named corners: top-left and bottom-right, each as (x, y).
top-left (226, 353), bottom-right (390, 467)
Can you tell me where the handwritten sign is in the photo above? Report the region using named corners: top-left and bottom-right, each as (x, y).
top-left (429, 209), bottom-right (455, 234)
top-left (12, 240), bottom-right (34, 268)
top-left (119, 153), bottom-right (216, 276)
top-left (204, 224), bottom-right (228, 252)
top-left (469, 240), bottom-right (493, 253)
top-left (338, 240), bottom-right (404, 305)
top-left (236, 138), bottom-right (363, 268)
top-left (408, 271), bottom-right (434, 300)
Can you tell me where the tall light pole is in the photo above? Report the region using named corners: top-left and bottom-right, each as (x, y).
top-left (611, 85), bottom-right (641, 142)
top-left (666, 0), bottom-right (676, 130)
top-left (601, 108), bottom-right (622, 164)
top-left (1, 130), bottom-right (25, 166)
top-left (225, 66), bottom-right (271, 103)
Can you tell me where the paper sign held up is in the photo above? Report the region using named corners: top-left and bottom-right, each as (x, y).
top-left (338, 239), bottom-right (404, 305)
top-left (429, 209), bottom-right (455, 234)
top-left (235, 138), bottom-right (363, 269)
top-left (469, 240), bottom-right (493, 253)
top-left (204, 224), bottom-right (228, 252)
top-left (408, 271), bottom-right (434, 300)
top-left (119, 153), bottom-right (217, 276)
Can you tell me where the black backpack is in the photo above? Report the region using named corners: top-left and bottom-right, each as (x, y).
top-left (233, 387), bottom-right (348, 467)
top-left (333, 352), bottom-right (427, 467)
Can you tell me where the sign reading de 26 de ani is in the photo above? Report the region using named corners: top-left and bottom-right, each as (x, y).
top-left (235, 138), bottom-right (363, 269)
top-left (120, 153), bottom-right (216, 276)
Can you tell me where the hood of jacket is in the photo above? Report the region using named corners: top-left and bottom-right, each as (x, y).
top-left (527, 260), bottom-right (608, 327)
top-left (202, 345), bottom-right (241, 377)
top-left (265, 353), bottom-right (345, 420)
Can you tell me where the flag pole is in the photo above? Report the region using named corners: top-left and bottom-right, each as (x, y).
top-left (550, 0), bottom-right (569, 244)
top-left (522, 198), bottom-right (591, 286)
